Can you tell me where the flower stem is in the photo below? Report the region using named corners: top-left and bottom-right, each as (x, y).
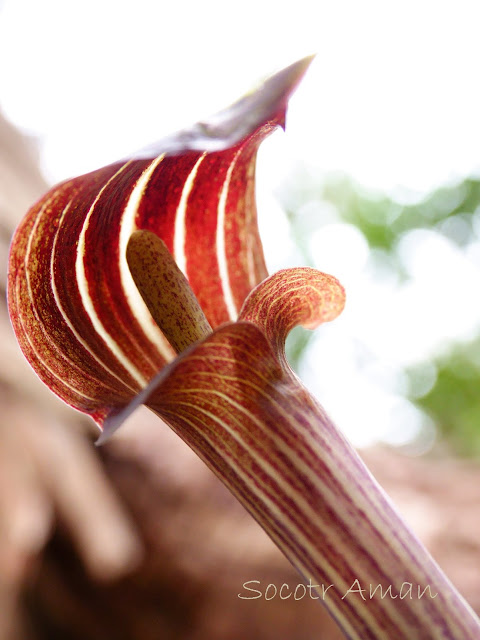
top-left (147, 322), bottom-right (480, 639)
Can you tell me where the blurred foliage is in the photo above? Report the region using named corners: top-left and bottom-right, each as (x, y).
top-left (282, 168), bottom-right (480, 456)
top-left (322, 176), bottom-right (480, 251)
top-left (285, 325), bottom-right (312, 373)
top-left (417, 337), bottom-right (480, 456)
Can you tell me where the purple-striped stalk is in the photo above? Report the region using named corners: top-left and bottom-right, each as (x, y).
top-left (7, 58), bottom-right (480, 638)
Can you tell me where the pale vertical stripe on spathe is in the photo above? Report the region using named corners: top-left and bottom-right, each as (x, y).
top-left (16, 274), bottom-right (100, 402)
top-left (76, 162), bottom-right (148, 387)
top-left (174, 153), bottom-right (206, 274)
top-left (50, 200), bottom-right (137, 393)
top-left (118, 153), bottom-right (175, 366)
top-left (216, 149), bottom-right (242, 320)
top-left (21, 192), bottom-right (99, 402)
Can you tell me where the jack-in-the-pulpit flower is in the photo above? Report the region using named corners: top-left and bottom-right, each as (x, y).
top-left (8, 58), bottom-right (480, 639)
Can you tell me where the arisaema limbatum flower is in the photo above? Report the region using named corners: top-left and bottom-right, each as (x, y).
top-left (7, 58), bottom-right (480, 639)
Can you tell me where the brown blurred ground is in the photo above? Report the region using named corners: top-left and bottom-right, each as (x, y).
top-left (1, 111), bottom-right (479, 640)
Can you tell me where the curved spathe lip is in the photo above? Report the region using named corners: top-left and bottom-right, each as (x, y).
top-left (96, 265), bottom-right (345, 444)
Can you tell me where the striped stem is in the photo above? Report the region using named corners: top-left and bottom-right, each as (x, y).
top-left (145, 322), bottom-right (480, 640)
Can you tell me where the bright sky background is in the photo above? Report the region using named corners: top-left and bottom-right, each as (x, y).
top-left (2, 0), bottom-right (480, 448)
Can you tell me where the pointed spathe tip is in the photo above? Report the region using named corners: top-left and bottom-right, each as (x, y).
top-left (133, 55), bottom-right (316, 158)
